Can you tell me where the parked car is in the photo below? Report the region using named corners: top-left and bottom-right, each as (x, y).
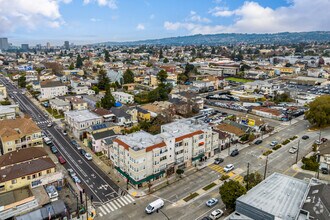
top-left (289, 146), bottom-right (298, 154)
top-left (84, 153), bottom-right (92, 161)
top-left (72, 175), bottom-right (81, 184)
top-left (67, 168), bottom-right (76, 178)
top-left (321, 167), bottom-right (329, 174)
top-left (270, 141), bottom-right (278, 146)
top-left (254, 140), bottom-right (263, 145)
top-left (209, 209), bottom-right (224, 219)
top-left (201, 217), bottom-right (212, 220)
top-left (80, 149), bottom-right (86, 156)
top-left (321, 138), bottom-right (328, 143)
top-left (302, 135), bottom-right (309, 140)
top-left (58, 155), bottom-right (66, 164)
top-left (47, 123), bottom-right (52, 128)
top-left (206, 198), bottom-right (219, 207)
top-left (224, 164), bottom-right (234, 172)
top-left (50, 146), bottom-right (58, 154)
top-left (214, 158), bottom-right (224, 165)
top-left (230, 149), bottom-right (239, 157)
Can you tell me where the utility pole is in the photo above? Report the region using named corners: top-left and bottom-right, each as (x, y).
top-left (295, 140), bottom-right (300, 164)
top-left (218, 141), bottom-right (221, 159)
top-left (264, 155), bottom-right (268, 180)
top-left (246, 163), bottom-right (250, 191)
top-left (319, 130), bottom-right (322, 143)
top-left (85, 192), bottom-right (88, 220)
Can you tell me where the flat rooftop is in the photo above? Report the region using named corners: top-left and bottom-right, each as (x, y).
top-left (161, 118), bottom-right (209, 138)
top-left (237, 172), bottom-right (309, 220)
top-left (0, 186), bottom-right (33, 207)
top-left (65, 110), bottom-right (101, 122)
top-left (117, 131), bottom-right (163, 150)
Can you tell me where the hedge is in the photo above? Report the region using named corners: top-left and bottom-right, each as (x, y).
top-left (203, 182), bottom-right (217, 191)
top-left (273, 144), bottom-right (282, 150)
top-left (183, 192), bottom-right (199, 202)
top-left (282, 139), bottom-right (291, 145)
top-left (263, 150), bottom-right (273, 156)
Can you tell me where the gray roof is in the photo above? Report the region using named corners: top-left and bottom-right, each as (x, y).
top-left (41, 80), bottom-right (65, 88)
top-left (92, 130), bottom-right (116, 140)
top-left (236, 172), bottom-right (308, 220)
top-left (110, 107), bottom-right (131, 119)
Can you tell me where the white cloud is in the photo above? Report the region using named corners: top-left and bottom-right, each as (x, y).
top-left (187, 11), bottom-right (211, 23)
top-left (0, 0), bottom-right (66, 34)
top-left (83, 0), bottom-right (117, 9)
top-left (90, 18), bottom-right (102, 22)
top-left (165, 0), bottom-right (330, 35)
top-left (136, 23), bottom-right (145, 30)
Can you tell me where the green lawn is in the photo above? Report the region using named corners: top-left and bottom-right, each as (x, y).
top-left (226, 77), bottom-right (254, 83)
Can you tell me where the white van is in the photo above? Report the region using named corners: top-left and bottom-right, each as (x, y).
top-left (145, 199), bottom-right (164, 214)
top-left (43, 137), bottom-right (52, 145)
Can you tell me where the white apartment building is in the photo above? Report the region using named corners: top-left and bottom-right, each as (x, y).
top-left (0, 105), bottom-right (18, 120)
top-left (110, 119), bottom-right (219, 188)
top-left (64, 110), bottom-right (103, 140)
top-left (112, 92), bottom-right (134, 104)
top-left (39, 81), bottom-right (68, 101)
top-left (0, 84), bottom-right (7, 101)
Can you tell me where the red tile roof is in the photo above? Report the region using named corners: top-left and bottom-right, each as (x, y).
top-left (146, 142), bottom-right (166, 152)
top-left (175, 130), bottom-right (204, 142)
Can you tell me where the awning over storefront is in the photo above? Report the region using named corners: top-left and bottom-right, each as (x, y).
top-left (192, 153), bottom-right (204, 161)
top-left (115, 167), bottom-right (165, 185)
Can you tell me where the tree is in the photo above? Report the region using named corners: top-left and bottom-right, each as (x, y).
top-left (305, 95), bottom-right (330, 127)
top-left (104, 49), bottom-right (110, 62)
top-left (159, 48), bottom-right (164, 59)
top-left (76, 54), bottom-right (83, 68)
top-left (43, 62), bottom-right (63, 74)
top-left (18, 76), bottom-right (26, 88)
top-left (101, 85), bottom-right (115, 109)
top-left (91, 85), bottom-right (100, 94)
top-left (123, 69), bottom-right (135, 84)
top-left (176, 169), bottom-right (184, 178)
top-left (163, 58), bottom-right (169, 63)
top-left (219, 180), bottom-right (246, 209)
top-left (69, 62), bottom-right (75, 70)
top-left (244, 172), bottom-right (263, 191)
top-left (157, 70), bottom-right (168, 84)
top-left (97, 69), bottom-right (110, 90)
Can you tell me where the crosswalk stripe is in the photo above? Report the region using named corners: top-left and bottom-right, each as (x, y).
top-left (119, 197), bottom-right (129, 205)
top-left (106, 203), bottom-right (114, 211)
top-left (99, 213), bottom-right (103, 217)
top-left (110, 201), bottom-right (118, 210)
top-left (99, 206), bottom-right (107, 215)
top-left (102, 204), bottom-right (110, 213)
top-left (113, 200), bottom-right (122, 208)
top-left (116, 198), bottom-right (125, 206)
top-left (126, 195), bottom-right (135, 202)
top-left (122, 196), bottom-right (132, 204)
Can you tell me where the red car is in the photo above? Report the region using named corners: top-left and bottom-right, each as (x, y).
top-left (58, 155), bottom-right (66, 164)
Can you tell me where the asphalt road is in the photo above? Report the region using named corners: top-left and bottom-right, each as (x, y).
top-left (0, 75), bottom-right (120, 204)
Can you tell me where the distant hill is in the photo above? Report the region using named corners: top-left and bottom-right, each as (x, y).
top-left (97, 31), bottom-right (330, 46)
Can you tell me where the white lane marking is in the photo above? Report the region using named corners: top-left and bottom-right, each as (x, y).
top-left (126, 195), bottom-right (135, 202)
top-left (116, 198), bottom-right (126, 206)
top-left (106, 203), bottom-right (114, 212)
top-left (109, 201), bottom-right (118, 210)
top-left (99, 206), bottom-right (107, 215)
top-left (121, 196), bottom-right (131, 204)
top-left (102, 204), bottom-right (110, 213)
top-left (118, 197), bottom-right (128, 205)
top-left (113, 200), bottom-right (122, 208)
top-left (99, 213), bottom-right (103, 217)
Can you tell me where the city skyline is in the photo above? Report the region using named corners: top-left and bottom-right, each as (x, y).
top-left (1, 0), bottom-right (330, 45)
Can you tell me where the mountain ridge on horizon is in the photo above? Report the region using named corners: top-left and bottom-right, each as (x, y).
top-left (94, 31), bottom-right (330, 46)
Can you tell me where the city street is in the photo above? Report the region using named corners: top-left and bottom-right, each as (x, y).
top-left (0, 75), bottom-right (122, 204)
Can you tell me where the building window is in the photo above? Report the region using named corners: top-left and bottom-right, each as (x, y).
top-left (39, 172), bottom-right (42, 177)
top-left (32, 174), bottom-right (36, 179)
top-left (47, 169), bottom-right (51, 174)
top-left (22, 176), bottom-right (25, 179)
top-left (12, 179), bottom-right (17, 184)
top-left (27, 176), bottom-right (31, 180)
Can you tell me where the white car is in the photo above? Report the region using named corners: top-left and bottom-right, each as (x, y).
top-left (224, 164), bottom-right (234, 172)
top-left (289, 146), bottom-right (298, 154)
top-left (270, 141), bottom-right (278, 146)
top-left (209, 209), bottom-right (224, 219)
top-left (47, 123), bottom-right (52, 128)
top-left (84, 153), bottom-right (92, 161)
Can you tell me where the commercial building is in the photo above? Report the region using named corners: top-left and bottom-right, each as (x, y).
top-left (0, 83), bottom-right (7, 101)
top-left (39, 81), bottom-right (68, 101)
top-left (0, 118), bottom-right (42, 155)
top-left (21, 44), bottom-right (29, 51)
top-left (0, 38), bottom-right (9, 50)
top-left (110, 119), bottom-right (218, 188)
top-left (228, 173), bottom-right (330, 220)
top-left (64, 110), bottom-right (103, 139)
top-left (112, 91), bottom-right (134, 104)
top-left (64, 41), bottom-right (69, 50)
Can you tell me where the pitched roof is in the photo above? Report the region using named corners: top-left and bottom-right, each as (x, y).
top-left (92, 108), bottom-right (113, 116)
top-left (0, 118), bottom-right (41, 142)
top-left (0, 157), bottom-right (56, 183)
top-left (0, 147), bottom-right (48, 168)
top-left (92, 130), bottom-right (116, 140)
top-left (40, 80), bottom-right (65, 88)
top-left (215, 123), bottom-right (245, 137)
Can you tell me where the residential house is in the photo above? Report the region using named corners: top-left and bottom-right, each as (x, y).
top-left (110, 106), bottom-right (134, 127)
top-left (0, 147), bottom-right (57, 193)
top-left (136, 107), bottom-right (151, 122)
top-left (251, 106), bottom-right (283, 120)
top-left (39, 81), bottom-right (68, 101)
top-left (0, 105), bottom-right (19, 120)
top-left (319, 141), bottom-right (330, 171)
top-left (112, 92), bottom-right (134, 104)
top-left (65, 97), bottom-right (88, 110)
top-left (214, 123), bottom-right (246, 143)
top-left (49, 98), bottom-right (71, 112)
top-left (92, 108), bottom-right (115, 122)
top-left (64, 110), bottom-right (103, 140)
top-left (0, 83), bottom-right (7, 101)
top-left (244, 80), bottom-right (280, 95)
top-left (90, 129), bottom-right (116, 153)
top-left (141, 101), bottom-right (175, 118)
top-left (170, 91), bottom-right (204, 110)
top-left (0, 118), bottom-right (42, 155)
top-left (82, 95), bottom-right (100, 109)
